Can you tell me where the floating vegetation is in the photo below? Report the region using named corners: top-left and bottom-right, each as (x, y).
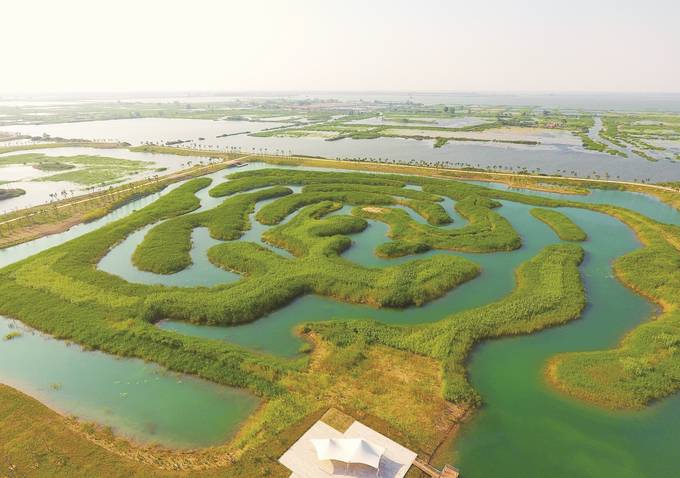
top-left (3, 331), bottom-right (22, 341)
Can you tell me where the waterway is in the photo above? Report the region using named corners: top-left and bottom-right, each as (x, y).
top-left (1, 163), bottom-right (679, 475)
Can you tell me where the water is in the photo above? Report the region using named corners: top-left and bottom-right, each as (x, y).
top-left (449, 208), bottom-right (680, 477)
top-left (588, 116), bottom-right (668, 162)
top-left (161, 199), bottom-right (549, 357)
top-left (99, 225), bottom-right (240, 287)
top-left (0, 316), bottom-right (258, 448)
top-left (0, 145), bottom-right (229, 213)
top-left (464, 180), bottom-right (680, 224)
top-left (2, 162), bottom-right (680, 474)
top-left (2, 117), bottom-right (679, 181)
top-left (154, 167), bottom-right (680, 476)
top-left (0, 166), bottom-right (278, 448)
top-left (0, 117), bottom-right (290, 145)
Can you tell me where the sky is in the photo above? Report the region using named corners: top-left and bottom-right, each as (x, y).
top-left (2, 0), bottom-right (679, 95)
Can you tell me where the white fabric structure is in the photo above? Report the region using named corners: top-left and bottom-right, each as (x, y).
top-left (310, 438), bottom-right (385, 470)
top-left (279, 419), bottom-right (416, 478)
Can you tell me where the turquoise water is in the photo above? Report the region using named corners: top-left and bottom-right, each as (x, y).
top-left (156, 169), bottom-right (680, 476)
top-left (450, 207), bottom-right (680, 477)
top-left (0, 316), bottom-right (258, 448)
top-left (162, 199), bottom-right (545, 357)
top-left (464, 179), bottom-right (680, 224)
top-left (2, 163), bottom-right (680, 474)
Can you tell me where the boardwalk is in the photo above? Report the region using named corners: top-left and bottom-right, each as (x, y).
top-left (413, 459), bottom-right (460, 478)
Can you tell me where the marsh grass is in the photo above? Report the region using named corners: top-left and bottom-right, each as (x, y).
top-left (530, 208), bottom-right (587, 241)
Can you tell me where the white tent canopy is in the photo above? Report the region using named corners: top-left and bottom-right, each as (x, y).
top-left (310, 438), bottom-right (385, 469)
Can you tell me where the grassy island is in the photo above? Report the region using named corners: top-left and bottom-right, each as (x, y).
top-left (548, 208), bottom-right (680, 409)
top-left (306, 243), bottom-right (585, 404)
top-left (0, 188), bottom-right (26, 201)
top-left (530, 208), bottom-right (587, 241)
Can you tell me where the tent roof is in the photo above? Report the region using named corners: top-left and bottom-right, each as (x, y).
top-left (310, 438), bottom-right (385, 469)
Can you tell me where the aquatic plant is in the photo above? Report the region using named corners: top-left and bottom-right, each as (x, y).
top-left (549, 209), bottom-right (680, 409)
top-left (530, 207), bottom-right (587, 241)
top-left (306, 243), bottom-right (586, 404)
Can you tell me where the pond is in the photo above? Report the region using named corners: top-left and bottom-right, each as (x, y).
top-left (0, 316), bottom-right (258, 449)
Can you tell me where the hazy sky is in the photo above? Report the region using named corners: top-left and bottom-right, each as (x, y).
top-left (2, 0), bottom-right (679, 94)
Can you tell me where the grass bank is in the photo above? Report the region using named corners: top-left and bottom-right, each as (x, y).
top-left (530, 208), bottom-right (587, 241)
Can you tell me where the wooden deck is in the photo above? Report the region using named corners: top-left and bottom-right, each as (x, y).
top-left (413, 459), bottom-right (460, 478)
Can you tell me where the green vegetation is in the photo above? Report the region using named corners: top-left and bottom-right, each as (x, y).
top-left (256, 191), bottom-right (394, 225)
top-left (0, 188), bottom-right (26, 201)
top-left (530, 208), bottom-right (587, 241)
top-left (143, 199), bottom-right (478, 324)
top-left (355, 195), bottom-right (520, 257)
top-left (133, 185), bottom-right (292, 274)
top-left (0, 153), bottom-right (235, 249)
top-left (246, 104), bottom-right (594, 148)
top-left (208, 169), bottom-right (409, 198)
top-left (0, 179), bottom-right (291, 399)
top-left (0, 168), bottom-right (496, 473)
top-left (306, 243), bottom-right (585, 404)
top-left (0, 153), bottom-right (148, 185)
top-left (3, 330), bottom-right (21, 340)
top-left (0, 141), bottom-right (127, 155)
top-left (33, 162), bottom-right (77, 171)
top-left (398, 199), bottom-right (452, 226)
top-left (633, 149), bottom-right (658, 162)
top-left (594, 113), bottom-right (680, 161)
top-left (549, 208), bottom-right (680, 409)
top-left (575, 132), bottom-right (625, 157)
top-left (2, 160), bottom-right (680, 476)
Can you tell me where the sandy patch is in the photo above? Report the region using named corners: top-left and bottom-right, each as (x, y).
top-left (362, 206), bottom-right (386, 214)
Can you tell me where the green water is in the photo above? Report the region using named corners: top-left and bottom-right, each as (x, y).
top-left (0, 167), bottom-right (275, 448)
top-left (450, 207), bottom-right (680, 477)
top-left (3, 162), bottom-right (680, 474)
top-left (0, 316), bottom-right (258, 448)
top-left (464, 179), bottom-right (680, 224)
top-left (157, 170), bottom-right (680, 476)
top-left (161, 199), bottom-right (545, 356)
